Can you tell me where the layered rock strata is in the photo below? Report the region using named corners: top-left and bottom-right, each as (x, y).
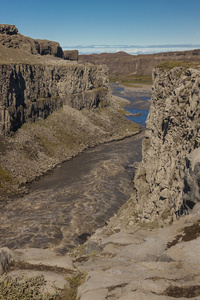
top-left (134, 64), bottom-right (200, 223)
top-left (0, 63), bottom-right (109, 135)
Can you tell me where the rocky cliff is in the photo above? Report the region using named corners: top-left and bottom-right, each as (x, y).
top-left (0, 25), bottom-right (111, 135)
top-left (134, 62), bottom-right (200, 223)
top-left (0, 61), bottom-right (110, 135)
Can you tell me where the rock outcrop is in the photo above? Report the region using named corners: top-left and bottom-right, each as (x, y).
top-left (0, 24), bottom-right (18, 35)
top-left (63, 50), bottom-right (78, 61)
top-left (0, 24), bottom-right (64, 58)
top-left (134, 63), bottom-right (200, 223)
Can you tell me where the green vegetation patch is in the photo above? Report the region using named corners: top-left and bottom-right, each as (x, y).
top-left (0, 272), bottom-right (87, 300)
top-left (139, 220), bottom-right (159, 230)
top-left (156, 60), bottom-right (200, 71)
top-left (109, 74), bottom-right (152, 87)
top-left (61, 272), bottom-right (87, 300)
top-left (0, 275), bottom-right (49, 300)
top-left (0, 164), bottom-right (13, 190)
top-left (36, 135), bottom-right (58, 156)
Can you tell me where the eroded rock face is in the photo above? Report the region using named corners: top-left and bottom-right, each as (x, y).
top-left (0, 24), bottom-right (63, 58)
top-left (134, 66), bottom-right (200, 222)
top-left (0, 24), bottom-right (18, 35)
top-left (0, 63), bottom-right (110, 135)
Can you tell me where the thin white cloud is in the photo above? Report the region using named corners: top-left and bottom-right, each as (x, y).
top-left (62, 44), bottom-right (200, 55)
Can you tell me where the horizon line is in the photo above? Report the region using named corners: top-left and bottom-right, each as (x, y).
top-left (62, 44), bottom-right (200, 49)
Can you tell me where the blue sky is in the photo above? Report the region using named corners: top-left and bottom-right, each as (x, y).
top-left (1, 0), bottom-right (200, 54)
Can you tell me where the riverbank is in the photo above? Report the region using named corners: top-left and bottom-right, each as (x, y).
top-left (0, 94), bottom-right (140, 199)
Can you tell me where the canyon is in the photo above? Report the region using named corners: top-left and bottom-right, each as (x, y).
top-left (0, 24), bottom-right (200, 299)
top-left (0, 25), bottom-right (140, 196)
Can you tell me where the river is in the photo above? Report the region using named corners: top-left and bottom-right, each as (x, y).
top-left (0, 84), bottom-right (151, 254)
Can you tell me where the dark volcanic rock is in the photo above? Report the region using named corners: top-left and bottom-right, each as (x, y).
top-left (34, 39), bottom-right (63, 58)
top-left (63, 50), bottom-right (78, 61)
top-left (0, 24), bottom-right (18, 35)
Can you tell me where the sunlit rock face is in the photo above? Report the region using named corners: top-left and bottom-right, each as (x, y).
top-left (134, 65), bottom-right (200, 223)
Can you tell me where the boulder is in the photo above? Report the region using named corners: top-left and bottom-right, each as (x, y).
top-left (63, 50), bottom-right (78, 61)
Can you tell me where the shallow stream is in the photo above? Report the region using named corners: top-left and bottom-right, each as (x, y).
top-left (0, 85), bottom-right (151, 254)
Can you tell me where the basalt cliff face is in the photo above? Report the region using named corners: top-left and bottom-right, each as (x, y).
top-left (0, 25), bottom-right (110, 135)
top-left (134, 64), bottom-right (200, 223)
top-left (0, 62), bottom-right (109, 135)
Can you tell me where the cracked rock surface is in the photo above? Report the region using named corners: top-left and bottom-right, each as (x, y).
top-left (73, 202), bottom-right (200, 299)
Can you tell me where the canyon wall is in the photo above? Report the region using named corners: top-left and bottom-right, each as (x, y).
top-left (134, 64), bottom-right (200, 223)
top-left (0, 63), bottom-right (110, 135)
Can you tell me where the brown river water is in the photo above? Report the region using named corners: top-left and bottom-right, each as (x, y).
top-left (0, 85), bottom-right (151, 254)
